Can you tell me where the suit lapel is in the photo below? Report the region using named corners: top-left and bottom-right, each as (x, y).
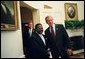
top-left (34, 33), bottom-right (46, 47)
top-left (48, 27), bottom-right (52, 36)
top-left (55, 24), bottom-right (58, 35)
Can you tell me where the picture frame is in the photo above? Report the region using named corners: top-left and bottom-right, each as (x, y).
top-left (64, 3), bottom-right (78, 20)
top-left (1, 1), bottom-right (18, 31)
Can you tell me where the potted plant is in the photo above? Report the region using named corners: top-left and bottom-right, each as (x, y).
top-left (65, 20), bottom-right (84, 36)
top-left (65, 20), bottom-right (84, 30)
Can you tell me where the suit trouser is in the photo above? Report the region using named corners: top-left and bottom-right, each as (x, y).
top-left (51, 49), bottom-right (69, 58)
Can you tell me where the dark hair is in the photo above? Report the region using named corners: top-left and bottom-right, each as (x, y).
top-left (45, 16), bottom-right (52, 20)
top-left (35, 23), bottom-right (42, 30)
top-left (45, 16), bottom-right (53, 23)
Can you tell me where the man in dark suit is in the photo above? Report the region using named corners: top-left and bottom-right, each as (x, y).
top-left (26, 23), bottom-right (49, 58)
top-left (45, 16), bottom-right (73, 58)
top-left (22, 22), bottom-right (34, 58)
top-left (1, 1), bottom-right (15, 24)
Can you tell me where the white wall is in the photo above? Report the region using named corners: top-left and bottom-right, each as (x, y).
top-left (42, 1), bottom-right (84, 20)
top-left (23, 1), bottom-right (84, 34)
top-left (1, 1), bottom-right (24, 58)
top-left (23, 1), bottom-right (43, 9)
top-left (39, 1), bottom-right (84, 33)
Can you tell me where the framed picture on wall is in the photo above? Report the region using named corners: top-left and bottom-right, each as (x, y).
top-left (64, 3), bottom-right (78, 20)
top-left (1, 1), bottom-right (18, 31)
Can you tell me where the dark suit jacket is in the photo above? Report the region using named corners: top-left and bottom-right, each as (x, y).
top-left (22, 24), bottom-right (34, 55)
top-left (26, 31), bottom-right (49, 58)
top-left (45, 24), bottom-right (72, 57)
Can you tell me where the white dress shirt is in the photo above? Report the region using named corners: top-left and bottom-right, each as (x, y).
top-left (38, 34), bottom-right (46, 45)
top-left (29, 29), bottom-right (32, 37)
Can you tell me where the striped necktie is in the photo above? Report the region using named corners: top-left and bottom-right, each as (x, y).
top-left (50, 26), bottom-right (55, 39)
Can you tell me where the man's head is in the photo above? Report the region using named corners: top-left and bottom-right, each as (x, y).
top-left (35, 23), bottom-right (43, 34)
top-left (45, 16), bottom-right (54, 26)
top-left (28, 21), bottom-right (33, 29)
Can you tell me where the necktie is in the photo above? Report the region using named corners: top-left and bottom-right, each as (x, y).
top-left (51, 26), bottom-right (55, 39)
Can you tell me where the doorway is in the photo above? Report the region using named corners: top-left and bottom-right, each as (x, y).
top-left (20, 6), bottom-right (33, 55)
top-left (20, 1), bottom-right (40, 57)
